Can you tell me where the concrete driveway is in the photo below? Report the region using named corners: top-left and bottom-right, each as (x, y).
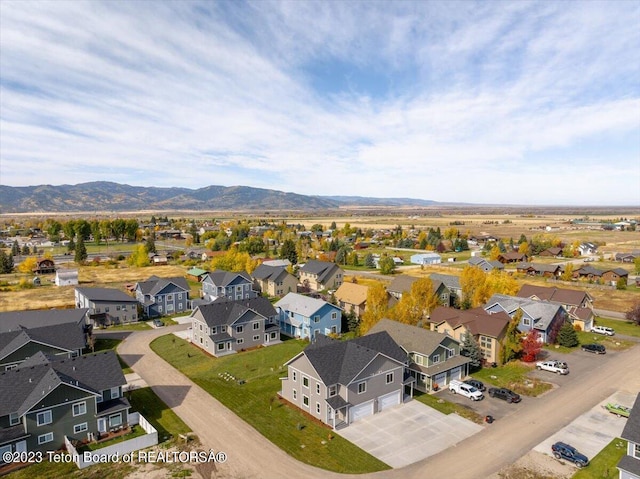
top-left (336, 400), bottom-right (483, 468)
top-left (534, 390), bottom-right (636, 463)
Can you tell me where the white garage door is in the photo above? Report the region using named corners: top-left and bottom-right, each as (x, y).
top-left (378, 391), bottom-right (401, 412)
top-left (450, 367), bottom-right (462, 382)
top-left (350, 400), bottom-right (374, 423)
top-left (434, 373), bottom-right (447, 388)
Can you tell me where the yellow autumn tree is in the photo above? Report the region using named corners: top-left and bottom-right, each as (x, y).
top-left (127, 244), bottom-right (150, 267)
top-left (460, 266), bottom-right (486, 308)
top-left (389, 278), bottom-right (438, 327)
top-left (488, 245), bottom-right (501, 261)
top-left (18, 256), bottom-right (37, 274)
top-left (210, 247), bottom-right (259, 273)
top-left (485, 269), bottom-right (519, 296)
top-left (359, 282), bottom-right (389, 335)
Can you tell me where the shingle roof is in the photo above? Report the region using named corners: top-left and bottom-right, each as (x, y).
top-left (485, 294), bottom-right (563, 330)
top-left (76, 287), bottom-right (137, 303)
top-left (517, 284), bottom-right (592, 306)
top-left (367, 318), bottom-right (456, 356)
top-left (302, 331), bottom-right (406, 386)
top-left (0, 309), bottom-right (88, 333)
top-left (429, 273), bottom-right (461, 290)
top-left (275, 292), bottom-right (339, 317)
top-left (429, 306), bottom-right (511, 338)
top-left (194, 297), bottom-right (276, 328)
top-left (0, 351), bottom-right (125, 417)
top-left (300, 260), bottom-right (341, 283)
top-left (251, 264), bottom-right (289, 282)
top-left (0, 322), bottom-right (86, 361)
top-left (335, 282), bottom-right (368, 306)
top-left (136, 276), bottom-right (189, 296)
top-left (387, 275), bottom-right (419, 294)
top-left (202, 270), bottom-right (252, 288)
top-left (620, 393), bottom-right (640, 444)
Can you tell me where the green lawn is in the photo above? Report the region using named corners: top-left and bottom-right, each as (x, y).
top-left (572, 438), bottom-right (627, 479)
top-left (413, 391), bottom-right (484, 424)
top-left (150, 335), bottom-right (390, 474)
top-left (593, 317), bottom-right (640, 338)
top-left (472, 362), bottom-right (553, 397)
top-left (576, 331), bottom-right (635, 351)
top-left (126, 387), bottom-right (192, 443)
top-left (91, 338), bottom-right (133, 374)
top-left (104, 322), bottom-right (152, 331)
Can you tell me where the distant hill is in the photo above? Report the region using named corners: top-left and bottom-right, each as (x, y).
top-left (0, 182), bottom-right (442, 213)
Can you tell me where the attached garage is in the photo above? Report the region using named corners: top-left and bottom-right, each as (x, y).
top-left (449, 366), bottom-right (462, 382)
top-left (378, 390), bottom-right (401, 412)
top-left (349, 400), bottom-right (374, 423)
top-left (433, 373), bottom-right (447, 389)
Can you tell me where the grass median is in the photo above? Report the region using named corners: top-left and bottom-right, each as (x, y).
top-left (150, 334), bottom-right (390, 474)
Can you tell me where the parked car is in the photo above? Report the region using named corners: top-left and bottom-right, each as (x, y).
top-left (604, 403), bottom-right (631, 418)
top-left (551, 442), bottom-right (589, 467)
top-left (536, 360), bottom-right (569, 375)
top-left (464, 378), bottom-right (486, 391)
top-left (488, 387), bottom-right (521, 403)
top-left (449, 379), bottom-right (484, 401)
top-left (153, 319), bottom-right (164, 328)
top-left (582, 343), bottom-right (606, 354)
top-left (591, 325), bottom-right (615, 336)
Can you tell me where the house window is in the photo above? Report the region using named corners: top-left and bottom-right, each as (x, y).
top-left (357, 381), bottom-right (366, 394)
top-left (634, 443), bottom-right (640, 459)
top-left (415, 355), bottom-right (424, 366)
top-left (200, 324), bottom-right (203, 331)
top-left (433, 354), bottom-right (440, 364)
top-left (72, 402), bottom-right (87, 417)
top-left (217, 343), bottom-right (225, 351)
top-left (253, 335), bottom-right (260, 341)
top-left (292, 389), bottom-right (297, 400)
top-left (316, 402), bottom-right (321, 414)
top-left (116, 305), bottom-right (121, 311)
top-left (316, 383), bottom-right (321, 394)
top-left (237, 325), bottom-right (244, 333)
top-left (253, 322), bottom-right (260, 330)
top-left (96, 393), bottom-right (103, 403)
top-left (109, 413), bottom-right (122, 428)
top-left (331, 326), bottom-right (337, 334)
top-left (178, 293), bottom-right (183, 300)
top-left (302, 377), bottom-right (309, 388)
top-left (480, 336), bottom-right (492, 349)
top-left (110, 387), bottom-right (119, 399)
top-left (270, 332), bottom-right (277, 339)
top-left (289, 311), bottom-right (294, 318)
top-left (38, 432), bottom-right (54, 445)
top-left (329, 385), bottom-right (337, 397)
top-left (158, 306), bottom-right (163, 312)
top-left (237, 338), bottom-right (244, 345)
top-left (37, 410), bottom-right (52, 426)
top-left (9, 412), bottom-right (19, 426)
top-left (0, 444), bottom-right (11, 462)
top-left (523, 317), bottom-right (531, 326)
top-left (95, 308), bottom-right (101, 313)
top-left (386, 372), bottom-right (394, 384)
top-left (105, 307), bottom-right (109, 312)
top-left (5, 364), bottom-right (17, 371)
top-left (331, 312), bottom-right (337, 320)
top-left (211, 326), bottom-right (217, 334)
top-left (74, 422), bottom-right (88, 434)
top-left (303, 395), bottom-right (309, 407)
top-left (313, 315), bottom-right (320, 323)
top-left (167, 294), bottom-right (173, 301)
top-left (199, 337), bottom-right (203, 344)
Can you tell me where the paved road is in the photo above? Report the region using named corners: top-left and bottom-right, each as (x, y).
top-left (118, 326), bottom-right (640, 479)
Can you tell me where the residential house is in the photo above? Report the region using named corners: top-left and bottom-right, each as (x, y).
top-left (539, 247), bottom-right (563, 257)
top-left (75, 287), bottom-right (139, 326)
top-left (468, 256), bottom-right (504, 272)
top-left (135, 276), bottom-right (191, 318)
top-left (497, 252), bottom-right (528, 264)
top-left (516, 284), bottom-right (594, 331)
top-left (602, 268), bottom-right (629, 286)
top-left (572, 266), bottom-right (629, 286)
top-left (334, 282), bottom-right (368, 319)
top-left (251, 264), bottom-right (298, 298)
top-left (0, 351), bottom-right (129, 459)
top-left (387, 274), bottom-right (454, 308)
top-left (190, 297), bottom-right (280, 357)
top-left (275, 293), bottom-right (342, 339)
top-left (410, 253), bottom-right (442, 265)
top-left (368, 319), bottom-right (470, 392)
top-left (33, 258), bottom-right (55, 275)
top-left (429, 307), bottom-right (511, 365)
top-left (279, 332), bottom-right (410, 429)
top-left (572, 265), bottom-right (604, 282)
top-left (387, 275), bottom-right (418, 300)
top-left (0, 309), bottom-right (90, 334)
top-left (298, 260), bottom-right (344, 292)
top-left (515, 262), bottom-right (561, 278)
top-left (430, 273), bottom-right (463, 307)
top-left (148, 253), bottom-right (168, 265)
top-left (55, 269), bottom-right (78, 287)
top-left (484, 294), bottom-right (569, 343)
top-left (617, 393), bottom-right (640, 479)
top-left (186, 267), bottom-right (209, 282)
top-left (578, 242), bottom-right (598, 256)
top-left (201, 270), bottom-right (257, 302)
top-left (615, 252), bottom-right (639, 263)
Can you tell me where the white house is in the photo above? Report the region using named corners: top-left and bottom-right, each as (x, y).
top-left (55, 268), bottom-right (79, 286)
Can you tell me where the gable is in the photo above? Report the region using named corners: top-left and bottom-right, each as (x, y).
top-left (287, 353), bottom-right (322, 382)
top-left (351, 354), bottom-right (403, 384)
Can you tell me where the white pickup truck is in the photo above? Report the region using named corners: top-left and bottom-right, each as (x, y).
top-left (449, 379), bottom-right (484, 401)
top-left (535, 360), bottom-right (569, 375)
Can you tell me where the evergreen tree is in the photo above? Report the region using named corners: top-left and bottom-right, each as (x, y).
top-left (11, 240), bottom-right (20, 256)
top-left (75, 236), bottom-right (88, 263)
top-left (0, 251), bottom-right (10, 273)
top-left (67, 238), bottom-right (76, 252)
top-left (557, 321), bottom-right (579, 347)
top-left (21, 244), bottom-right (30, 255)
top-left (279, 239), bottom-right (298, 265)
top-left (460, 333), bottom-right (483, 371)
top-left (145, 236), bottom-right (156, 254)
top-left (364, 253), bottom-right (375, 268)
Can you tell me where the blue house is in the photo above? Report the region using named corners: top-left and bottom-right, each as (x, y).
top-left (135, 276), bottom-right (191, 318)
top-left (274, 293), bottom-right (342, 340)
top-left (484, 294), bottom-right (569, 343)
top-left (201, 270), bottom-right (257, 302)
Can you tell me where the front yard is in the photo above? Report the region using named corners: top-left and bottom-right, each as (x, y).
top-left (413, 391), bottom-right (484, 424)
top-left (150, 335), bottom-right (390, 474)
top-left (473, 362), bottom-right (553, 397)
top-left (571, 437), bottom-right (627, 479)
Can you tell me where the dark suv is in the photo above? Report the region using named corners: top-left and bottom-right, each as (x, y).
top-left (581, 343), bottom-right (606, 354)
top-left (464, 379), bottom-right (485, 391)
top-left (488, 387), bottom-right (521, 403)
top-left (551, 442), bottom-right (589, 467)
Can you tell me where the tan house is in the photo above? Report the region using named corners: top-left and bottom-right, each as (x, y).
top-left (298, 260), bottom-right (343, 292)
top-left (516, 284), bottom-right (594, 331)
top-left (334, 282), bottom-right (369, 318)
top-left (430, 307), bottom-right (511, 365)
top-left (251, 264), bottom-right (298, 298)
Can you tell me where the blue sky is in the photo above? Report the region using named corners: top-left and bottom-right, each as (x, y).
top-left (1, 0), bottom-right (639, 206)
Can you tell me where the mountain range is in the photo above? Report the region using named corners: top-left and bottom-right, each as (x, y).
top-left (0, 182), bottom-right (441, 213)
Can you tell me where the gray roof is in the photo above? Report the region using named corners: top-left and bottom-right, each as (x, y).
top-left (202, 270), bottom-right (252, 287)
top-left (387, 275), bottom-right (419, 294)
top-left (301, 331), bottom-right (406, 386)
top-left (194, 297), bottom-right (276, 328)
top-left (621, 393), bottom-right (640, 444)
top-left (275, 292), bottom-right (339, 317)
top-left (0, 351), bottom-right (125, 417)
top-left (367, 318), bottom-right (458, 356)
top-left (261, 259), bottom-right (291, 267)
top-left (0, 322), bottom-right (86, 361)
top-left (300, 260), bottom-right (341, 283)
top-left (485, 294), bottom-right (564, 330)
top-left (252, 264), bottom-right (289, 282)
top-left (617, 455), bottom-right (640, 476)
top-left (429, 273), bottom-right (461, 291)
top-left (136, 276), bottom-right (190, 295)
top-left (76, 287), bottom-right (138, 303)
top-left (409, 354), bottom-right (471, 376)
top-left (0, 309), bottom-right (88, 333)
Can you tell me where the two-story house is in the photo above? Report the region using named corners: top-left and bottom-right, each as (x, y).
top-left (298, 260), bottom-right (343, 292)
top-left (429, 273), bottom-right (463, 307)
top-left (387, 274), bottom-right (453, 307)
top-left (75, 287), bottom-right (139, 326)
top-left (279, 332), bottom-right (410, 429)
top-left (135, 276), bottom-right (191, 318)
top-left (368, 319), bottom-right (470, 392)
top-left (334, 282), bottom-right (369, 319)
top-left (190, 297), bottom-right (280, 357)
top-left (484, 294), bottom-right (569, 344)
top-left (275, 293), bottom-right (342, 340)
top-left (618, 393), bottom-right (640, 479)
top-left (429, 307), bottom-right (511, 366)
top-left (201, 270), bottom-right (257, 302)
top-left (0, 350), bottom-right (129, 460)
top-left (517, 284), bottom-right (594, 332)
top-left (251, 264), bottom-right (298, 298)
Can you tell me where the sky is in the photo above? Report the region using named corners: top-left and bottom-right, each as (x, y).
top-left (1, 1), bottom-right (639, 206)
